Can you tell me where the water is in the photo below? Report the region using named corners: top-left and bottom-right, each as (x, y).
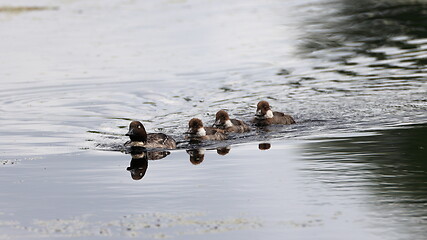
top-left (0, 0), bottom-right (426, 239)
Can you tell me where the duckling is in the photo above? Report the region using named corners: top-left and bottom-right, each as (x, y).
top-left (214, 110), bottom-right (250, 133)
top-left (186, 118), bottom-right (227, 141)
top-left (253, 101), bottom-right (295, 125)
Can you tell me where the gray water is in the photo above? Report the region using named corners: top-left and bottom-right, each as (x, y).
top-left (0, 0), bottom-right (426, 239)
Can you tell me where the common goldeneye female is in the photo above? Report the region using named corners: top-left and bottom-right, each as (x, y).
top-left (186, 118), bottom-right (227, 141)
top-left (214, 110), bottom-right (250, 133)
top-left (125, 121), bottom-right (177, 149)
top-left (253, 100), bottom-right (295, 125)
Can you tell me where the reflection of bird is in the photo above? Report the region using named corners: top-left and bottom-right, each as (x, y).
top-left (186, 149), bottom-right (205, 165)
top-left (146, 151), bottom-right (170, 160)
top-left (216, 146), bottom-right (231, 155)
top-left (127, 152), bottom-right (149, 180)
top-left (128, 147), bottom-right (171, 160)
top-left (258, 143), bottom-right (271, 150)
top-left (214, 110), bottom-right (250, 133)
top-left (126, 149), bottom-right (171, 180)
top-left (125, 121), bottom-right (176, 149)
top-left (253, 101), bottom-right (295, 125)
top-left (186, 118), bottom-right (227, 141)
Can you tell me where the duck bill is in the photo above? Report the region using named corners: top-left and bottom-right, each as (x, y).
top-left (126, 129), bottom-right (134, 136)
top-left (184, 129), bottom-right (193, 135)
top-left (255, 113), bottom-right (265, 119)
top-left (212, 121), bottom-right (220, 127)
top-left (256, 109), bottom-right (264, 116)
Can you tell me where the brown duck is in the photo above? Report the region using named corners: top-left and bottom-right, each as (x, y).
top-left (214, 110), bottom-right (251, 133)
top-left (125, 121), bottom-right (177, 149)
top-left (186, 118), bottom-right (227, 141)
top-left (253, 101), bottom-right (295, 125)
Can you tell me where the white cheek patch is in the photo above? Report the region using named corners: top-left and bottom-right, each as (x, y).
top-left (197, 128), bottom-right (206, 137)
top-left (198, 149), bottom-right (206, 155)
top-left (265, 110), bottom-right (274, 119)
top-left (224, 120), bottom-right (233, 128)
top-left (256, 109), bottom-right (262, 115)
top-left (215, 120), bottom-right (221, 126)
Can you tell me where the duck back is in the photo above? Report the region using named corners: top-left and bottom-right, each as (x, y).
top-left (272, 112), bottom-right (295, 124)
top-left (227, 119), bottom-right (251, 132)
top-left (201, 127), bottom-right (227, 140)
top-left (253, 112), bottom-right (295, 125)
top-left (146, 133), bottom-right (177, 149)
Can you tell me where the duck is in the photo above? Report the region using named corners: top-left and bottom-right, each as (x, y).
top-left (186, 118), bottom-right (227, 141)
top-left (214, 110), bottom-right (251, 133)
top-left (125, 121), bottom-right (177, 149)
top-left (253, 100), bottom-right (295, 125)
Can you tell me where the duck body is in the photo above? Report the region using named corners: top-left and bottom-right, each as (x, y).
top-left (187, 118), bottom-right (227, 141)
top-left (253, 101), bottom-right (295, 126)
top-left (253, 111), bottom-right (295, 125)
top-left (125, 121), bottom-right (177, 149)
top-left (126, 133), bottom-right (176, 149)
top-left (214, 110), bottom-right (250, 133)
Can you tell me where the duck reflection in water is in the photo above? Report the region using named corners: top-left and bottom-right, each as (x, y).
top-left (258, 143), bottom-right (271, 150)
top-left (217, 146), bottom-right (231, 155)
top-left (186, 146), bottom-right (231, 164)
top-left (127, 152), bottom-right (148, 180)
top-left (126, 149), bottom-right (171, 181)
top-left (186, 143), bottom-right (273, 164)
top-left (186, 148), bottom-right (205, 165)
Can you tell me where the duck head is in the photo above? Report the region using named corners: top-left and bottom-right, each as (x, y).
top-left (126, 121), bottom-right (148, 143)
top-left (187, 118), bottom-right (206, 137)
top-left (214, 110), bottom-right (233, 128)
top-left (255, 101), bottom-right (274, 119)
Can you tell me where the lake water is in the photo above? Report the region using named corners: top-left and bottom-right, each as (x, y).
top-left (0, 0), bottom-right (426, 239)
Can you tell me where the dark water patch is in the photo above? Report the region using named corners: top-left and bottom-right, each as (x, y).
top-left (300, 124), bottom-right (427, 238)
top-left (298, 0), bottom-right (427, 66)
top-left (276, 68), bottom-right (291, 76)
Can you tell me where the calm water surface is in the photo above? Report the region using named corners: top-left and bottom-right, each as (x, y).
top-left (0, 0), bottom-right (426, 239)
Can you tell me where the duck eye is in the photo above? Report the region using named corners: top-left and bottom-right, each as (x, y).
top-left (138, 125), bottom-right (141, 128)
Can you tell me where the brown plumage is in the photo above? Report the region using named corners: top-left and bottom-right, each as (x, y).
top-left (186, 149), bottom-right (205, 165)
top-left (186, 118), bottom-right (227, 141)
top-left (125, 121), bottom-right (177, 149)
top-left (253, 100), bottom-right (295, 125)
top-left (216, 146), bottom-right (231, 155)
top-left (214, 110), bottom-right (251, 133)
